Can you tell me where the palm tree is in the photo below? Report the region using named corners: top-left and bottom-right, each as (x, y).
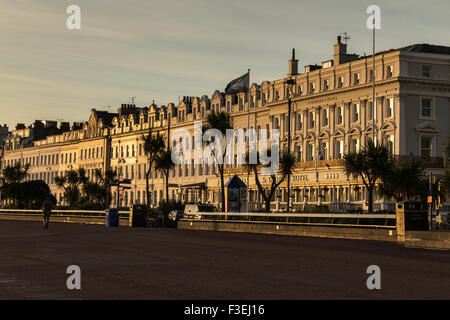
top-left (0, 163), bottom-right (30, 208)
top-left (1, 162), bottom-right (30, 184)
top-left (94, 168), bottom-right (118, 208)
top-left (82, 182), bottom-right (106, 205)
top-left (343, 139), bottom-right (392, 213)
top-left (443, 137), bottom-right (450, 195)
top-left (443, 169), bottom-right (450, 195)
top-left (141, 130), bottom-right (165, 215)
top-left (54, 168), bottom-right (88, 207)
top-left (203, 111), bottom-right (232, 212)
top-left (154, 148), bottom-right (175, 203)
top-left (378, 159), bottom-right (424, 201)
top-left (245, 149), bottom-right (297, 213)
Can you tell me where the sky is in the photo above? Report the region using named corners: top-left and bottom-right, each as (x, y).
top-left (1, 0), bottom-right (449, 129)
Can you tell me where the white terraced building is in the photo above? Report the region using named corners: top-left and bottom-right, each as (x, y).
top-left (1, 37), bottom-right (449, 212)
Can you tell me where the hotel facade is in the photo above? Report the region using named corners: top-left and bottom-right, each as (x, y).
top-left (2, 37), bottom-right (450, 211)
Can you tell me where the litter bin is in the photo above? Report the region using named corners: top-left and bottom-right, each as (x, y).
top-left (106, 208), bottom-right (119, 227)
top-left (129, 205), bottom-right (147, 227)
top-left (396, 200), bottom-right (428, 241)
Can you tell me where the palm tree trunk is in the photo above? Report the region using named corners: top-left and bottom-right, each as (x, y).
top-left (264, 198), bottom-right (271, 213)
top-left (165, 170), bottom-right (169, 203)
top-left (219, 164), bottom-right (225, 212)
top-left (367, 186), bottom-right (374, 213)
top-left (253, 168), bottom-right (268, 213)
top-left (145, 170), bottom-right (150, 217)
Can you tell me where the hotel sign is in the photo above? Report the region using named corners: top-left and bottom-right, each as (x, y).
top-left (308, 97), bottom-right (337, 105)
top-left (292, 175), bottom-right (309, 182)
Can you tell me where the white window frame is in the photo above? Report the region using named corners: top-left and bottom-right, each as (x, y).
top-left (383, 134), bottom-right (395, 154)
top-left (354, 73), bottom-right (360, 85)
top-left (336, 106), bottom-right (343, 125)
top-left (322, 108), bottom-right (329, 127)
top-left (385, 97), bottom-right (394, 118)
top-left (419, 96), bottom-right (434, 120)
top-left (419, 135), bottom-right (434, 157)
top-left (352, 103), bottom-right (360, 123)
top-left (309, 111), bottom-right (315, 128)
top-left (386, 65), bottom-right (393, 78)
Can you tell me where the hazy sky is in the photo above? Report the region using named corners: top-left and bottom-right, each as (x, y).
top-left (1, 0), bottom-right (449, 129)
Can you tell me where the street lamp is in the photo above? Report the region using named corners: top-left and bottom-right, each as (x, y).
top-left (284, 78), bottom-right (296, 213)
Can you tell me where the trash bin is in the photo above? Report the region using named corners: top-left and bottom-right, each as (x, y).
top-left (396, 200), bottom-right (428, 241)
top-left (129, 205), bottom-right (147, 227)
top-left (106, 208), bottom-right (119, 227)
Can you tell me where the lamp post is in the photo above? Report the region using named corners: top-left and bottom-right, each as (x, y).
top-left (372, 9), bottom-right (376, 143)
top-left (284, 78), bottom-right (296, 213)
top-left (116, 158), bottom-right (125, 210)
top-left (370, 9), bottom-right (376, 213)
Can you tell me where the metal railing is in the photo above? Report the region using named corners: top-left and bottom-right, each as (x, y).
top-left (182, 211), bottom-right (396, 228)
top-left (0, 209), bottom-right (130, 218)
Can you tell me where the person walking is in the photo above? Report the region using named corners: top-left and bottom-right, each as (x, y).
top-left (42, 196), bottom-right (54, 230)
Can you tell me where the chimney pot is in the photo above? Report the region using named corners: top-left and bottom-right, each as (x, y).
top-left (288, 48), bottom-right (299, 77)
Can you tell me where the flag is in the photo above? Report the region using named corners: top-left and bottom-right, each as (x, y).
top-left (224, 72), bottom-right (249, 95)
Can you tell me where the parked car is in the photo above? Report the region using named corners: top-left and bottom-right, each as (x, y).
top-left (165, 209), bottom-right (184, 228)
top-left (184, 203), bottom-right (217, 219)
top-left (168, 209), bottom-right (184, 222)
top-left (146, 208), bottom-right (164, 227)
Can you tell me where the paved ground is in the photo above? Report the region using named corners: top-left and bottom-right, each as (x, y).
top-left (0, 220), bottom-right (448, 299)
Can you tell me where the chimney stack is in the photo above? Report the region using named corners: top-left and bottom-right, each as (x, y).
top-left (333, 35), bottom-right (347, 65)
top-left (288, 48), bottom-right (299, 76)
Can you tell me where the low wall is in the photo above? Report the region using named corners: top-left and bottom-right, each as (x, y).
top-left (178, 220), bottom-right (397, 242)
top-left (404, 231), bottom-right (450, 250)
top-left (0, 213), bottom-right (129, 226)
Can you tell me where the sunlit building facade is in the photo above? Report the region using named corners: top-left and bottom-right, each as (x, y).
top-left (2, 37), bottom-right (449, 211)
